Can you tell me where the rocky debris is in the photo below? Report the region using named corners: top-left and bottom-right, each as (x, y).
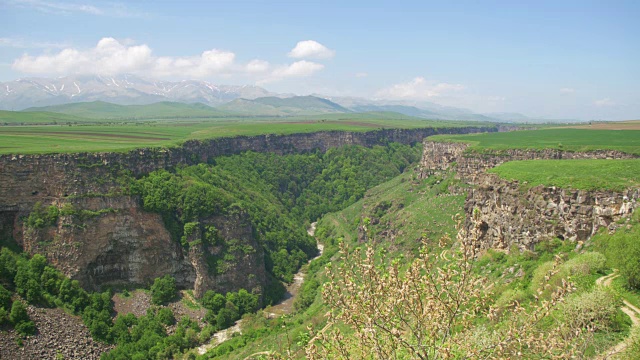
top-left (112, 289), bottom-right (152, 318)
top-left (113, 290), bottom-right (206, 326)
top-left (0, 305), bottom-right (112, 360)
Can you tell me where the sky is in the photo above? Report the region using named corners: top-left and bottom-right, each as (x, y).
top-left (0, 0), bottom-right (638, 120)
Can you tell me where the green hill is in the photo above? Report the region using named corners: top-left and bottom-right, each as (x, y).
top-left (0, 110), bottom-right (88, 124)
top-left (217, 96), bottom-right (350, 116)
top-left (25, 101), bottom-right (229, 120)
top-left (253, 96), bottom-right (349, 112)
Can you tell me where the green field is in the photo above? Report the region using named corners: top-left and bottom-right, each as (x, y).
top-left (0, 115), bottom-right (488, 155)
top-left (429, 128), bottom-right (640, 155)
top-left (24, 101), bottom-right (229, 120)
top-left (0, 110), bottom-right (89, 124)
top-left (489, 159), bottom-right (640, 191)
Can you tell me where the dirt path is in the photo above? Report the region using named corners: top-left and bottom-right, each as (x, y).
top-left (596, 271), bottom-right (640, 359)
top-left (197, 222), bottom-right (322, 355)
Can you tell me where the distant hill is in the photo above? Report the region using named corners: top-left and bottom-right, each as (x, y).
top-left (25, 101), bottom-right (229, 119)
top-left (0, 110), bottom-right (87, 124)
top-left (350, 104), bottom-right (441, 118)
top-left (218, 96), bottom-right (350, 116)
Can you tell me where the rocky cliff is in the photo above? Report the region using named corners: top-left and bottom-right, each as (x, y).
top-left (420, 141), bottom-right (637, 183)
top-left (1, 126), bottom-right (493, 295)
top-left (0, 127), bottom-right (494, 208)
top-left (465, 173), bottom-right (639, 251)
top-left (18, 196), bottom-right (266, 295)
top-left (419, 140), bottom-right (639, 250)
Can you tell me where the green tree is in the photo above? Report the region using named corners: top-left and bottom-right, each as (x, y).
top-left (150, 275), bottom-right (177, 305)
top-left (10, 301), bottom-right (36, 336)
top-left (201, 290), bottom-right (225, 313)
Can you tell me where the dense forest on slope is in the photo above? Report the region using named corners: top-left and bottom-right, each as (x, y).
top-left (134, 143), bottom-right (420, 284)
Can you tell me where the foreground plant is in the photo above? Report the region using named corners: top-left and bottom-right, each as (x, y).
top-left (303, 216), bottom-right (591, 359)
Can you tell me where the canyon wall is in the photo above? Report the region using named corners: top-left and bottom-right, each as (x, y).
top-left (0, 127), bottom-right (494, 208)
top-left (465, 173), bottom-right (639, 251)
top-left (0, 126), bottom-right (493, 294)
top-left (419, 140), bottom-right (639, 250)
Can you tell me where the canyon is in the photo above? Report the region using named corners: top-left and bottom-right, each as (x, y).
top-left (0, 126), bottom-right (493, 297)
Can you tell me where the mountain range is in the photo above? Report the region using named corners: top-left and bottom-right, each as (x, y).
top-left (1, 74), bottom-right (574, 122)
top-left (0, 74), bottom-right (273, 110)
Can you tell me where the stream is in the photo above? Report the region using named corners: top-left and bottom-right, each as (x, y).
top-left (197, 222), bottom-right (322, 355)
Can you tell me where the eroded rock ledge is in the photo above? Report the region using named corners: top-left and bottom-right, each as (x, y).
top-left (419, 140), bottom-right (639, 250)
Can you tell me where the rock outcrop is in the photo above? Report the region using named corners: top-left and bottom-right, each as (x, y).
top-left (465, 174), bottom-right (639, 251)
top-left (19, 196), bottom-right (266, 296)
top-left (420, 141), bottom-right (637, 183)
top-left (419, 140), bottom-right (640, 250)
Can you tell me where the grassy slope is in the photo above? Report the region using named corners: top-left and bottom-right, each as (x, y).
top-left (200, 169), bottom-right (467, 359)
top-left (321, 170), bottom-right (465, 253)
top-left (24, 101), bottom-right (229, 119)
top-left (0, 116), bottom-right (488, 155)
top-left (429, 128), bottom-right (640, 155)
top-left (253, 96), bottom-right (349, 112)
top-left (0, 110), bottom-right (88, 124)
top-left (217, 96), bottom-right (349, 116)
top-left (489, 159), bottom-right (640, 191)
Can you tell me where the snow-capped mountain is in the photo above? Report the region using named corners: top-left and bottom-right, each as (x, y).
top-left (0, 74), bottom-right (274, 110)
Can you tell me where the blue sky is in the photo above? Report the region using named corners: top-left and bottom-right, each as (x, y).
top-left (0, 0), bottom-right (638, 120)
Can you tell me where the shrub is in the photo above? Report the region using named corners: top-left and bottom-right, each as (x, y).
top-left (594, 212), bottom-right (640, 289)
top-left (9, 301), bottom-right (36, 336)
top-left (201, 290), bottom-right (225, 313)
top-left (562, 252), bottom-right (607, 276)
top-left (216, 307), bottom-right (236, 329)
top-left (0, 283), bottom-right (12, 310)
top-left (25, 202), bottom-right (59, 228)
top-left (622, 326), bottom-right (640, 359)
top-left (150, 275), bottom-right (177, 305)
top-left (563, 288), bottom-right (621, 331)
top-left (156, 307), bottom-right (175, 326)
top-left (0, 307), bottom-right (8, 325)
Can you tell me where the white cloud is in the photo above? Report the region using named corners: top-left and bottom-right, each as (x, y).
top-left (245, 59), bottom-right (270, 73)
top-left (258, 61), bottom-right (325, 84)
top-left (288, 40), bottom-right (335, 59)
top-left (275, 61), bottom-right (324, 77)
top-left (11, 37), bottom-right (327, 83)
top-left (375, 77), bottom-right (466, 99)
top-left (13, 37), bottom-right (154, 75)
top-left (355, 72), bottom-right (368, 78)
top-left (560, 87), bottom-right (575, 94)
top-left (594, 98), bottom-right (615, 107)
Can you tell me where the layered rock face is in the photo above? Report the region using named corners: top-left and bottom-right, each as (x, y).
top-left (19, 196), bottom-right (266, 295)
top-left (0, 127), bottom-right (495, 208)
top-left (3, 127), bottom-right (496, 294)
top-left (419, 140), bottom-right (639, 250)
top-left (465, 174), bottom-right (639, 251)
top-left (21, 196), bottom-right (192, 290)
